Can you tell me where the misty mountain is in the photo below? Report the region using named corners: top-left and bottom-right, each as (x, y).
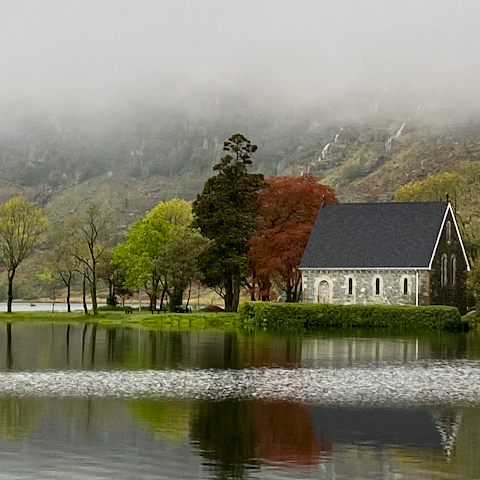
top-left (1, 91), bottom-right (480, 221)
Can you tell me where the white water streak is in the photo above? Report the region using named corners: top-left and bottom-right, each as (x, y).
top-left (1, 362), bottom-right (480, 407)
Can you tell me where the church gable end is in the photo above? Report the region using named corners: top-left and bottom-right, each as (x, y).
top-left (429, 206), bottom-right (470, 312)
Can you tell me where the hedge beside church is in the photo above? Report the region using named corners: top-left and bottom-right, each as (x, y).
top-left (237, 302), bottom-right (464, 330)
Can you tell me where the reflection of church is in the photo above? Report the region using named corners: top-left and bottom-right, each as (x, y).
top-left (308, 407), bottom-right (449, 449)
top-left (432, 408), bottom-right (463, 462)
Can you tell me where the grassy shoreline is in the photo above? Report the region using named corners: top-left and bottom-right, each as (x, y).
top-left (0, 304), bottom-right (475, 331)
top-left (0, 310), bottom-right (239, 328)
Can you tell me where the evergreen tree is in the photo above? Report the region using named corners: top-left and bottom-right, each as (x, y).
top-left (193, 134), bottom-right (264, 312)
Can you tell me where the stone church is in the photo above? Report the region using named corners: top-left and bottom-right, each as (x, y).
top-left (299, 202), bottom-right (471, 312)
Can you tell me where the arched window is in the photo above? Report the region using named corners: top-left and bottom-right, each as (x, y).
top-left (451, 255), bottom-right (457, 286)
top-left (375, 277), bottom-right (381, 295)
top-left (348, 277), bottom-right (353, 295)
top-left (441, 253), bottom-right (448, 287)
top-left (446, 221), bottom-right (452, 244)
top-left (403, 278), bottom-right (408, 295)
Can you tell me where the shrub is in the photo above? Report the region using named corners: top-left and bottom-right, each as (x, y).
top-left (237, 302), bottom-right (464, 331)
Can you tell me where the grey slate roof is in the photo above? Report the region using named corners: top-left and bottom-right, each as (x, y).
top-left (299, 202), bottom-right (447, 269)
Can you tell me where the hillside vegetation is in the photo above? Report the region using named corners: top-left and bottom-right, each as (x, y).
top-left (1, 97), bottom-right (479, 218)
top-left (1, 95), bottom-right (480, 302)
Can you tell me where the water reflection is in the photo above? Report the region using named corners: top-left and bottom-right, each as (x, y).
top-left (191, 401), bottom-right (258, 479)
top-left (0, 397), bottom-right (476, 479)
top-left (127, 399), bottom-right (193, 443)
top-left (1, 323), bottom-right (479, 372)
top-left (251, 402), bottom-right (331, 465)
top-left (1, 323), bottom-right (480, 478)
top-left (0, 397), bottom-right (43, 441)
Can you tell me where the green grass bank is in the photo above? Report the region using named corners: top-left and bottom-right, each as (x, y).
top-left (0, 310), bottom-right (238, 329)
top-left (238, 302), bottom-right (465, 331)
top-left (0, 303), bottom-right (467, 331)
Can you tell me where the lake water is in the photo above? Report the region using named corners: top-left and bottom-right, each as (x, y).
top-left (1, 322), bottom-right (480, 479)
top-left (0, 302), bottom-right (94, 312)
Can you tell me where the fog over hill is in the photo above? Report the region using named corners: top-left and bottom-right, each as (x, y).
top-left (1, 0), bottom-right (480, 210)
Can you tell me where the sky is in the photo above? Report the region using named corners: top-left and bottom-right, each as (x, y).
top-left (1, 0), bottom-right (479, 110)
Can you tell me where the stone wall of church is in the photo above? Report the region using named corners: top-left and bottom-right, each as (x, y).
top-left (301, 269), bottom-right (431, 306)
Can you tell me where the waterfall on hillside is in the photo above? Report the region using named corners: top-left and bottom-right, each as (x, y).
top-left (395, 123), bottom-right (406, 138)
top-left (385, 122), bottom-right (407, 151)
top-left (334, 127), bottom-right (343, 143)
top-left (320, 128), bottom-right (343, 159)
top-left (320, 143), bottom-right (331, 160)
top-left (276, 159), bottom-right (286, 176)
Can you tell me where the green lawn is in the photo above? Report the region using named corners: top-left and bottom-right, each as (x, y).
top-left (0, 310), bottom-right (239, 329)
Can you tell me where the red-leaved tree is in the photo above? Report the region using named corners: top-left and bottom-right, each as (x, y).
top-left (248, 174), bottom-right (338, 302)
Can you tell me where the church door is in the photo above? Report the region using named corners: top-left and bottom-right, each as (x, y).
top-left (318, 280), bottom-right (330, 303)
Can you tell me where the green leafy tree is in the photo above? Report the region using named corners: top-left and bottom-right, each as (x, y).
top-left (0, 197), bottom-right (49, 312)
top-left (394, 172), bottom-right (464, 207)
top-left (153, 227), bottom-right (211, 310)
top-left (112, 199), bottom-right (192, 310)
top-left (68, 203), bottom-right (113, 315)
top-left (192, 134), bottom-right (264, 312)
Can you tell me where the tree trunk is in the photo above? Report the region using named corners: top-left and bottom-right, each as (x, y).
top-left (285, 279), bottom-right (293, 302)
top-left (259, 277), bottom-right (271, 301)
top-left (149, 294), bottom-right (157, 311)
top-left (67, 281), bottom-right (71, 313)
top-left (82, 274), bottom-right (88, 315)
top-left (292, 272), bottom-right (302, 302)
top-left (52, 287), bottom-right (56, 313)
top-left (224, 275), bottom-right (234, 312)
top-left (248, 271), bottom-right (256, 301)
top-left (91, 276), bottom-right (98, 315)
top-left (224, 273), bottom-right (241, 312)
top-left (7, 267), bottom-right (16, 313)
top-left (186, 282), bottom-right (192, 309)
top-left (169, 287), bottom-right (183, 311)
top-left (232, 274), bottom-right (241, 312)
top-left (159, 288), bottom-right (167, 310)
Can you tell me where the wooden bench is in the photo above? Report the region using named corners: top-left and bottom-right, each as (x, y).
top-left (173, 305), bottom-right (190, 313)
top-left (151, 308), bottom-right (167, 314)
top-left (125, 307), bottom-right (134, 314)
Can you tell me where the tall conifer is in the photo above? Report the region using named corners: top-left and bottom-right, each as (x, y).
top-left (193, 134), bottom-right (264, 311)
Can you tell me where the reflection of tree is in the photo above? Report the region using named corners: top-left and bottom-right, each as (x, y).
top-left (428, 332), bottom-right (468, 360)
top-left (81, 324), bottom-right (98, 368)
top-left (58, 398), bottom-right (120, 435)
top-left (190, 400), bottom-right (258, 480)
top-left (0, 398), bottom-right (43, 441)
top-left (251, 401), bottom-right (330, 465)
top-left (127, 399), bottom-right (193, 443)
top-left (6, 323), bottom-right (12, 370)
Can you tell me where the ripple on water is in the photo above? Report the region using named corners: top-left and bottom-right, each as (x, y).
top-left (1, 361), bottom-right (480, 407)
